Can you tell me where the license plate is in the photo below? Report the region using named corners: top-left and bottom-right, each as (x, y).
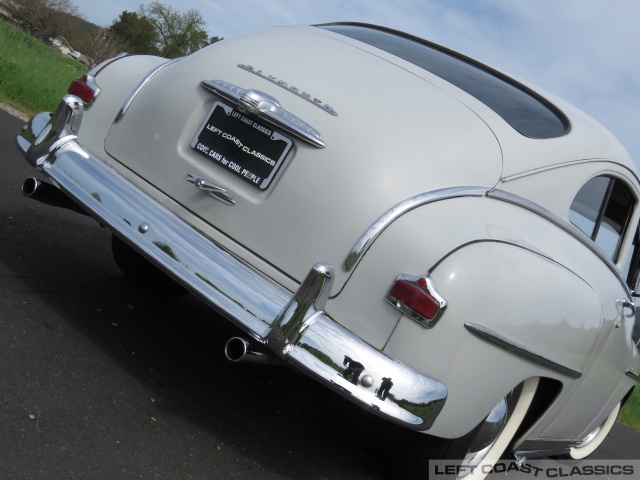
top-left (191, 102), bottom-right (293, 190)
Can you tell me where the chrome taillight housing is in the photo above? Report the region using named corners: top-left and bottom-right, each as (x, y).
top-left (68, 74), bottom-right (100, 106)
top-left (386, 274), bottom-right (447, 328)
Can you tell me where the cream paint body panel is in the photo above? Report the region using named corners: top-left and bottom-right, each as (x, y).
top-left (102, 26), bottom-right (503, 294)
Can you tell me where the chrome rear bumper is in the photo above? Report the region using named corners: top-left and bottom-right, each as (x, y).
top-left (15, 95), bottom-right (447, 430)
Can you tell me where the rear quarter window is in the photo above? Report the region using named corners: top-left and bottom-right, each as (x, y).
top-left (570, 176), bottom-right (635, 262)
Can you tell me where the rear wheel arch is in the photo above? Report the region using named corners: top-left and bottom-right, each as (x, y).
top-left (510, 377), bottom-right (564, 449)
top-left (395, 377), bottom-right (540, 480)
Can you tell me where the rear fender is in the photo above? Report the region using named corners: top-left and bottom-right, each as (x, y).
top-left (77, 54), bottom-right (169, 156)
top-left (383, 240), bottom-right (602, 438)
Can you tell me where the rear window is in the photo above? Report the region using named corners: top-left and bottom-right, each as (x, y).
top-left (319, 23), bottom-right (570, 139)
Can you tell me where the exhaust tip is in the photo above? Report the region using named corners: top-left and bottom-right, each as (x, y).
top-left (224, 337), bottom-right (274, 365)
top-left (22, 177), bottom-right (40, 197)
top-left (224, 337), bottom-right (250, 362)
top-left (20, 177), bottom-right (88, 216)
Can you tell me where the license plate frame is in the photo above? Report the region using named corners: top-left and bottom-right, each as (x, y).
top-left (190, 102), bottom-right (293, 190)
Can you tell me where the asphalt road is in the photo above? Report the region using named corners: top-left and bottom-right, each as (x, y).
top-left (0, 108), bottom-right (638, 480)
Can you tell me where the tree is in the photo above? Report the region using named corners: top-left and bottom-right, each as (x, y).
top-left (80, 27), bottom-right (125, 67)
top-left (109, 11), bottom-right (159, 55)
top-left (139, 1), bottom-right (209, 58)
top-left (4, 0), bottom-right (79, 41)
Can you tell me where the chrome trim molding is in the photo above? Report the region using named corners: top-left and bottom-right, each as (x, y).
top-left (238, 63), bottom-right (338, 116)
top-left (345, 187), bottom-right (634, 299)
top-left (487, 189), bottom-right (632, 297)
top-left (201, 79), bottom-right (325, 148)
top-left (115, 57), bottom-right (182, 123)
top-left (15, 99), bottom-right (448, 431)
top-left (626, 368), bottom-right (640, 383)
top-left (81, 74), bottom-right (101, 108)
top-left (464, 323), bottom-right (582, 379)
top-left (93, 52), bottom-right (130, 76)
top-left (514, 448), bottom-right (572, 460)
top-left (514, 439), bottom-right (578, 459)
top-left (344, 187), bottom-right (489, 271)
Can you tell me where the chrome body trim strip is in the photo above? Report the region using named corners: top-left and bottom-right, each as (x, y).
top-left (15, 99), bottom-right (447, 431)
top-left (115, 57), bottom-right (182, 123)
top-left (82, 74), bottom-right (101, 108)
top-left (514, 439), bottom-right (578, 459)
top-left (626, 368), bottom-right (640, 383)
top-left (93, 52), bottom-right (130, 76)
top-left (201, 79), bottom-right (326, 148)
top-left (344, 186), bottom-right (489, 271)
top-left (464, 323), bottom-right (582, 379)
top-left (487, 189), bottom-right (632, 297)
top-left (513, 447), bottom-right (572, 460)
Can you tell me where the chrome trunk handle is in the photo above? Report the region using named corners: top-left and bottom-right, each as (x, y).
top-left (185, 173), bottom-right (236, 205)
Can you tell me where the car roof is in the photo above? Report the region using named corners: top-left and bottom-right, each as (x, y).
top-left (314, 23), bottom-right (637, 180)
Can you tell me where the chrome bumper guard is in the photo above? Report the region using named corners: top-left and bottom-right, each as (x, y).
top-left (15, 95), bottom-right (447, 430)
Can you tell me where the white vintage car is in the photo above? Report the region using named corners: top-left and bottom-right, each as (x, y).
top-left (15, 22), bottom-right (640, 479)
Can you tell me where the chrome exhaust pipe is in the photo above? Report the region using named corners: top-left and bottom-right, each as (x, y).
top-left (22, 177), bottom-right (87, 215)
top-left (224, 337), bottom-right (275, 365)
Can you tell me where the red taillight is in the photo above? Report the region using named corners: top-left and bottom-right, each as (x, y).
top-left (389, 280), bottom-right (440, 319)
top-left (68, 74), bottom-right (98, 104)
top-left (386, 274), bottom-right (447, 328)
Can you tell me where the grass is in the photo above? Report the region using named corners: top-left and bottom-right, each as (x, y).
top-left (0, 19), bottom-right (86, 115)
top-left (620, 384), bottom-right (640, 431)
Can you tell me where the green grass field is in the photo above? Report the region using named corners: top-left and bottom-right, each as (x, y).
top-left (0, 19), bottom-right (86, 115)
top-left (620, 384), bottom-right (640, 430)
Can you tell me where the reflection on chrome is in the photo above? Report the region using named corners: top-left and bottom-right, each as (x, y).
top-left (458, 391), bottom-right (512, 479)
top-left (287, 315), bottom-right (447, 429)
top-left (342, 356), bottom-right (365, 385)
top-left (16, 95), bottom-right (83, 166)
top-left (376, 377), bottom-right (394, 400)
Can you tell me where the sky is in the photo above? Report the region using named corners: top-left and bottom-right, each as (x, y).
top-left (77, 0), bottom-right (640, 165)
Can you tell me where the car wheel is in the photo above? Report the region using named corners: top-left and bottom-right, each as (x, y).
top-left (111, 233), bottom-right (188, 296)
top-left (568, 402), bottom-right (620, 460)
top-left (396, 377), bottom-right (539, 480)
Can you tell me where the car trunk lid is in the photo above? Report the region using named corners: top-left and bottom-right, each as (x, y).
top-left (103, 26), bottom-right (502, 291)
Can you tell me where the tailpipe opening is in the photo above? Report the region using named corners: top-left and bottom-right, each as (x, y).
top-left (224, 337), bottom-right (274, 365)
top-left (22, 177), bottom-right (87, 215)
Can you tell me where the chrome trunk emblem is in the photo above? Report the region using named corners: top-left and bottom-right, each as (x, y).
top-left (201, 80), bottom-right (325, 148)
top-left (238, 64), bottom-right (338, 116)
